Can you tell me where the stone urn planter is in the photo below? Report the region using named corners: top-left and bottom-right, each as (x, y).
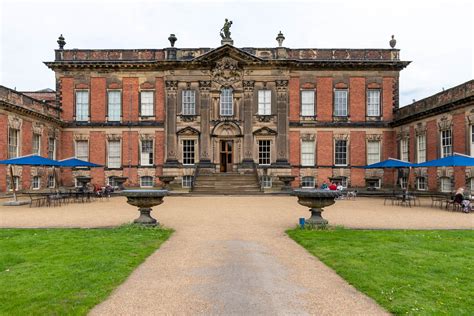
top-left (122, 189), bottom-right (168, 226)
top-left (293, 189), bottom-right (341, 226)
top-left (158, 176), bottom-right (175, 190)
top-left (278, 175), bottom-right (296, 191)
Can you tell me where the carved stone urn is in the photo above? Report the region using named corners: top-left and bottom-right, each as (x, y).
top-left (122, 189), bottom-right (168, 226)
top-left (158, 176), bottom-right (175, 190)
top-left (278, 175), bottom-right (296, 191)
top-left (293, 189), bottom-right (341, 226)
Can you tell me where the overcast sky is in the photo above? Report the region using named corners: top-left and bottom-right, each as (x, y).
top-left (0, 0), bottom-right (472, 106)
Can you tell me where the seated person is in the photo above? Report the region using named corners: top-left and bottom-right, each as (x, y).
top-left (337, 184), bottom-right (344, 191)
top-left (454, 187), bottom-right (471, 213)
top-left (320, 181), bottom-right (328, 190)
top-left (329, 182), bottom-right (337, 191)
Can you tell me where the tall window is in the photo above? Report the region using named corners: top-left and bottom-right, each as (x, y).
top-left (301, 90), bottom-right (315, 116)
top-left (108, 140), bottom-right (121, 168)
top-left (366, 90), bottom-right (381, 117)
top-left (220, 88), bottom-right (233, 116)
top-left (258, 90), bottom-right (271, 115)
top-left (75, 140), bottom-right (89, 161)
top-left (440, 177), bottom-right (452, 193)
top-left (400, 138), bottom-right (409, 162)
top-left (334, 89), bottom-right (348, 117)
top-left (8, 128), bottom-right (19, 158)
top-left (182, 140), bottom-right (195, 165)
top-left (417, 135), bottom-right (426, 163)
top-left (417, 177), bottom-right (427, 191)
top-left (301, 141), bottom-right (315, 166)
top-left (140, 176), bottom-right (154, 188)
top-left (75, 90), bottom-right (89, 121)
top-left (33, 134), bottom-right (41, 155)
top-left (301, 176), bottom-right (315, 188)
top-left (441, 129), bottom-right (452, 158)
top-left (334, 140), bottom-right (348, 166)
top-left (48, 137), bottom-right (56, 160)
top-left (258, 140), bottom-right (271, 165)
top-left (140, 91), bottom-right (154, 117)
top-left (367, 141), bottom-right (381, 165)
top-left (32, 176), bottom-right (40, 190)
top-left (108, 91), bottom-right (121, 121)
top-left (182, 90), bottom-right (196, 116)
top-left (141, 140), bottom-right (154, 166)
top-left (48, 175), bottom-right (55, 188)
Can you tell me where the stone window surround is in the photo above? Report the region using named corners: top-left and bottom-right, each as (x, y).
top-left (106, 89), bottom-right (122, 122)
top-left (139, 90), bottom-right (155, 118)
top-left (179, 136), bottom-right (199, 166)
top-left (74, 89), bottom-right (90, 122)
top-left (300, 89), bottom-right (316, 118)
top-left (254, 136), bottom-right (274, 166)
top-left (334, 134), bottom-right (349, 166)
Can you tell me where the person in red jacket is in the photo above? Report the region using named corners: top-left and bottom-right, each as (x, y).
top-left (329, 182), bottom-right (337, 190)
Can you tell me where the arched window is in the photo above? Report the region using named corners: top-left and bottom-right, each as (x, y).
top-left (220, 88), bottom-right (233, 116)
top-left (140, 176), bottom-right (154, 188)
top-left (301, 176), bottom-right (315, 188)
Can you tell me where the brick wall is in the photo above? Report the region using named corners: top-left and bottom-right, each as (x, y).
top-left (155, 77), bottom-right (165, 122)
top-left (316, 77), bottom-right (333, 121)
top-left (383, 130), bottom-right (396, 186)
top-left (289, 77), bottom-right (300, 122)
top-left (382, 77), bottom-right (394, 121)
top-left (122, 78), bottom-right (139, 122)
top-left (350, 131), bottom-right (366, 186)
top-left (349, 78), bottom-right (366, 122)
top-left (61, 77), bottom-right (74, 121)
top-left (317, 131), bottom-right (333, 166)
top-left (91, 77), bottom-right (106, 122)
top-left (426, 120), bottom-right (438, 190)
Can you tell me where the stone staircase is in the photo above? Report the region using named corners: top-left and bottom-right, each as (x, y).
top-left (192, 172), bottom-right (263, 195)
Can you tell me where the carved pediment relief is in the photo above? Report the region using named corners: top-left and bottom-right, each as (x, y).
top-left (32, 122), bottom-right (44, 134)
top-left (193, 44), bottom-right (262, 63)
top-left (366, 134), bottom-right (382, 141)
top-left (8, 116), bottom-right (22, 129)
top-left (301, 133), bottom-right (315, 141)
top-left (253, 126), bottom-right (277, 136)
top-left (334, 134), bottom-right (349, 141)
top-left (177, 126), bottom-right (200, 136)
top-left (438, 115), bottom-right (452, 131)
top-left (48, 128), bottom-right (60, 139)
top-left (74, 133), bottom-right (89, 141)
top-left (212, 121), bottom-right (242, 137)
top-left (467, 109), bottom-right (474, 124)
top-left (139, 133), bottom-right (155, 141)
top-left (106, 133), bottom-right (121, 141)
top-left (396, 127), bottom-right (409, 140)
top-left (211, 57), bottom-right (242, 87)
top-left (415, 123), bottom-right (427, 136)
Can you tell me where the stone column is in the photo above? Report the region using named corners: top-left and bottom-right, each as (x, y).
top-left (198, 81), bottom-right (213, 167)
top-left (241, 80), bottom-right (255, 168)
top-left (164, 80), bottom-right (179, 166)
top-left (275, 80), bottom-right (290, 165)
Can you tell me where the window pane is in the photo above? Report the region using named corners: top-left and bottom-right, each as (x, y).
top-left (76, 140), bottom-right (89, 161)
top-left (258, 140), bottom-right (271, 165)
top-left (258, 90), bottom-right (271, 115)
top-left (33, 134), bottom-right (41, 155)
top-left (301, 176), bottom-right (315, 188)
top-left (400, 139), bottom-right (409, 162)
top-left (220, 88), bottom-right (233, 116)
top-left (141, 91), bottom-right (154, 116)
top-left (367, 141), bottom-right (380, 165)
top-left (48, 138), bottom-right (56, 160)
top-left (417, 135), bottom-right (426, 163)
top-left (301, 91), bottom-right (315, 116)
top-left (183, 140), bottom-right (195, 165)
top-left (182, 90), bottom-right (196, 115)
top-left (141, 140), bottom-right (154, 165)
top-left (140, 176), bottom-right (154, 187)
top-left (441, 130), bottom-right (452, 158)
top-left (301, 141), bottom-right (315, 166)
top-left (76, 91), bottom-right (89, 121)
top-left (367, 90), bottom-right (380, 116)
top-left (108, 141), bottom-right (121, 168)
top-left (334, 140), bottom-right (347, 165)
top-left (334, 90), bottom-right (348, 117)
top-left (182, 175), bottom-right (193, 188)
top-left (8, 128), bottom-right (19, 158)
top-left (261, 175), bottom-right (272, 188)
top-left (108, 91), bottom-right (121, 121)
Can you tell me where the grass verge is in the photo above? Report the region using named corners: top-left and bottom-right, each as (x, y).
top-left (287, 228), bottom-right (473, 315)
top-left (0, 225), bottom-right (173, 315)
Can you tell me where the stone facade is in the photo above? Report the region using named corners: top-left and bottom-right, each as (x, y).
top-left (1, 33), bottom-right (473, 192)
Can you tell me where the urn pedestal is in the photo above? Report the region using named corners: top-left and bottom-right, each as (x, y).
top-left (293, 189), bottom-right (340, 226)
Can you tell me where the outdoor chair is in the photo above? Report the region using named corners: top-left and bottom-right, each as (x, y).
top-left (431, 195), bottom-right (446, 208)
top-left (384, 191), bottom-right (399, 205)
top-left (28, 193), bottom-right (46, 208)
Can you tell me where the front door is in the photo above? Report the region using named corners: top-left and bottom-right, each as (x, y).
top-left (220, 140), bottom-right (233, 172)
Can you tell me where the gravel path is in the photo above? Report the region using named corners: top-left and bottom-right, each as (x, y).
top-left (1, 196), bottom-right (472, 315)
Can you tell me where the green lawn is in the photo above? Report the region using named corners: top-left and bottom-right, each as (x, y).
top-left (287, 228), bottom-right (474, 315)
top-left (0, 225), bottom-right (173, 315)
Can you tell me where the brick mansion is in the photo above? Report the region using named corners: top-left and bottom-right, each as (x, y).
top-left (0, 30), bottom-right (473, 193)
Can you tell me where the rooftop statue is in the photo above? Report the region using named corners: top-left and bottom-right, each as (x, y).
top-left (220, 19), bottom-right (233, 39)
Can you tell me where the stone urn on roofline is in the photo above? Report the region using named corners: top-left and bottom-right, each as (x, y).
top-left (293, 189), bottom-right (341, 226)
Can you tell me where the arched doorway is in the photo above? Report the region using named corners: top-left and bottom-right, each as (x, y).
top-left (211, 121), bottom-right (243, 173)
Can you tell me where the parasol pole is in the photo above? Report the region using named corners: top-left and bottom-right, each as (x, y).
top-left (9, 165), bottom-right (17, 202)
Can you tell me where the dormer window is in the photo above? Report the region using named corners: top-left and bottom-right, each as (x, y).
top-left (220, 88), bottom-right (233, 116)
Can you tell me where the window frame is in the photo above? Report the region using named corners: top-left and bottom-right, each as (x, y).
top-left (7, 176), bottom-right (20, 191)
top-left (48, 137), bottom-right (56, 160)
top-left (416, 134), bottom-right (426, 163)
top-left (140, 176), bottom-right (154, 188)
top-left (333, 89), bottom-right (348, 117)
top-left (416, 177), bottom-right (427, 191)
top-left (47, 175), bottom-right (55, 189)
top-left (75, 90), bottom-right (90, 122)
top-left (220, 88), bottom-right (233, 116)
top-left (140, 139), bottom-right (154, 166)
top-left (33, 133), bottom-right (41, 156)
top-left (334, 139), bottom-right (348, 166)
top-left (182, 175), bottom-right (193, 188)
top-left (107, 90), bottom-right (122, 122)
top-left (32, 176), bottom-right (41, 190)
top-left (107, 140), bottom-right (122, 169)
top-left (182, 90), bottom-right (196, 116)
top-left (301, 140), bottom-right (315, 166)
top-left (261, 175), bottom-right (272, 188)
top-left (258, 139), bottom-right (271, 166)
top-left (257, 90), bottom-right (272, 116)
top-left (182, 139), bottom-right (196, 166)
top-left (301, 176), bottom-right (315, 189)
top-left (367, 140), bottom-right (381, 165)
top-left (440, 129), bottom-right (452, 158)
top-left (400, 138), bottom-right (409, 162)
top-left (140, 90), bottom-right (155, 117)
top-left (8, 128), bottom-right (19, 159)
top-left (301, 90), bottom-right (316, 117)
top-left (75, 140), bottom-right (89, 162)
top-left (440, 177), bottom-right (452, 193)
top-left (366, 89), bottom-right (381, 117)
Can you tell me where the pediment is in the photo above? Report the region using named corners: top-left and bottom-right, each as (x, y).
top-left (193, 44), bottom-right (262, 63)
top-left (253, 126), bottom-right (277, 136)
top-left (177, 126), bottom-right (200, 136)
